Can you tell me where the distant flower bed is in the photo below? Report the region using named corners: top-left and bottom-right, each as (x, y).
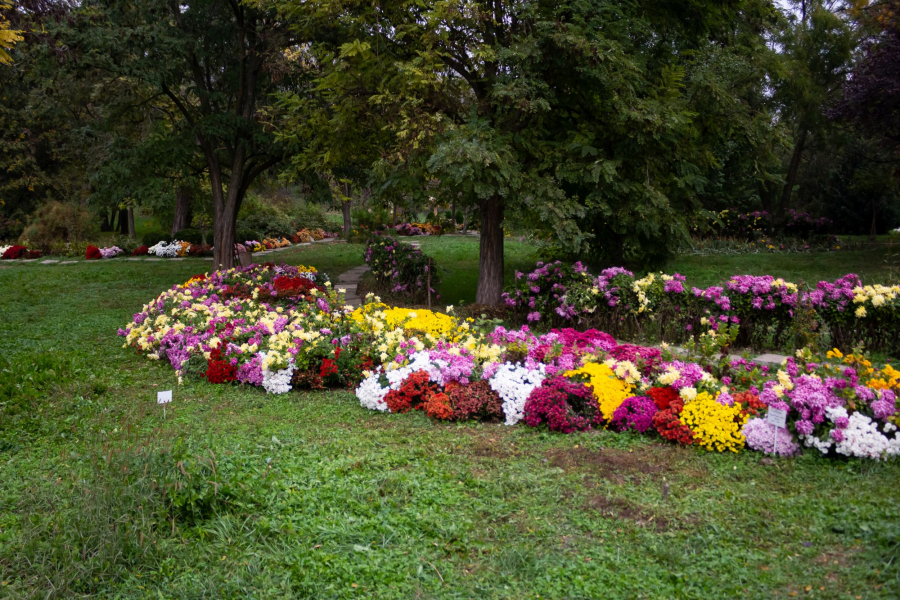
top-left (291, 228), bottom-right (338, 243)
top-left (393, 222), bottom-right (441, 236)
top-left (364, 234), bottom-right (440, 302)
top-left (503, 261), bottom-right (900, 354)
top-left (120, 263), bottom-right (900, 461)
top-left (1, 244), bottom-right (41, 259)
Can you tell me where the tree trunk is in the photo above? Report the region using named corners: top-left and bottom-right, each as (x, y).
top-left (450, 200), bottom-right (456, 231)
top-left (779, 128), bottom-right (808, 217)
top-left (117, 208), bottom-right (129, 235)
top-left (100, 209), bottom-right (111, 232)
top-left (392, 203), bottom-right (397, 227)
top-left (342, 199), bottom-right (352, 238)
top-left (475, 196), bottom-right (504, 305)
top-left (127, 207), bottom-right (135, 238)
top-left (462, 207), bottom-right (469, 233)
top-left (171, 187), bottom-right (193, 235)
top-left (870, 200), bottom-right (877, 243)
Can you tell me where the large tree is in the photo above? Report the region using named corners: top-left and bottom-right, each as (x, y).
top-left (63, 0), bottom-right (308, 267)
top-left (276, 0), bottom-right (786, 303)
top-left (771, 0), bottom-right (856, 215)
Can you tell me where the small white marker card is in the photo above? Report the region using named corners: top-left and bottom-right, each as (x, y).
top-left (767, 407), bottom-right (787, 429)
top-left (157, 390), bottom-right (172, 419)
top-left (767, 407), bottom-right (788, 456)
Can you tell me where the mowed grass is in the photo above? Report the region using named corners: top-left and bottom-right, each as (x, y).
top-left (0, 247), bottom-right (898, 598)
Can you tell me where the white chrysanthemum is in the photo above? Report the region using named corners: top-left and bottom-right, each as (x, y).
top-left (489, 362), bottom-right (546, 426)
top-left (679, 387), bottom-right (698, 402)
top-left (356, 375), bottom-right (390, 411)
top-left (262, 365), bottom-right (293, 394)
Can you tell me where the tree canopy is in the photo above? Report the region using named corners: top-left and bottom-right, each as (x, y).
top-left (1, 0), bottom-right (899, 299)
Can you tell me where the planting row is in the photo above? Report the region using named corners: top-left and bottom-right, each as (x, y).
top-left (503, 262), bottom-right (900, 354)
top-left (120, 262), bottom-right (900, 460)
top-left (2, 229), bottom-right (339, 261)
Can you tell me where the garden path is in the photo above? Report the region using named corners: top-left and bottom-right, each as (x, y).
top-left (336, 265), bottom-right (370, 307)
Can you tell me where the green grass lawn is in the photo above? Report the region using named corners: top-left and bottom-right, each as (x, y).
top-left (1, 249), bottom-right (899, 598)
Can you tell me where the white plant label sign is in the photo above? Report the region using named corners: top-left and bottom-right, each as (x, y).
top-left (767, 407), bottom-right (787, 429)
top-left (767, 407), bottom-right (788, 456)
top-left (157, 390), bottom-right (173, 404)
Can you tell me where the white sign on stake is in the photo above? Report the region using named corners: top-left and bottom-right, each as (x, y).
top-left (767, 407), bottom-right (787, 429)
top-left (767, 407), bottom-right (788, 456)
top-left (157, 390), bottom-right (172, 418)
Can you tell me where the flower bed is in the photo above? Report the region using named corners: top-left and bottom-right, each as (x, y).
top-left (364, 234), bottom-right (440, 302)
top-left (120, 262), bottom-right (900, 461)
top-left (1, 244), bottom-right (42, 259)
top-left (393, 222), bottom-right (441, 236)
top-left (503, 261), bottom-right (900, 354)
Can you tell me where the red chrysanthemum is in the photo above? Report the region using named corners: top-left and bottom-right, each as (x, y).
top-left (384, 371), bottom-right (437, 413)
top-left (647, 386), bottom-right (680, 411)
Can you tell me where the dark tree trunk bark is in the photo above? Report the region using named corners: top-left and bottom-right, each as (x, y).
top-left (450, 199), bottom-right (456, 231)
top-left (779, 128), bottom-right (807, 217)
top-left (475, 196), bottom-right (504, 305)
top-left (171, 187), bottom-right (193, 235)
top-left (100, 209), bottom-right (111, 232)
top-left (117, 208), bottom-right (129, 235)
top-left (342, 199), bottom-right (352, 238)
top-left (870, 200), bottom-right (877, 243)
top-left (127, 207), bottom-right (135, 238)
top-left (462, 207), bottom-right (469, 233)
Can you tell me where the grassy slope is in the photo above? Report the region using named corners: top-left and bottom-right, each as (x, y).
top-left (0, 247), bottom-right (898, 598)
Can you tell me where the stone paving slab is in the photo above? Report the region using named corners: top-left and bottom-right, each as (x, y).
top-left (40, 259), bottom-right (59, 264)
top-left (125, 258), bottom-right (144, 261)
top-left (753, 353), bottom-right (789, 366)
top-left (59, 260), bottom-right (78, 265)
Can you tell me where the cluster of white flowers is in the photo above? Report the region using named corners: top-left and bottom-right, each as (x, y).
top-left (488, 362), bottom-right (546, 426)
top-left (0, 245), bottom-right (11, 255)
top-left (834, 412), bottom-right (900, 459)
top-left (262, 365), bottom-right (293, 394)
top-left (356, 375), bottom-right (390, 411)
top-left (148, 240), bottom-right (188, 257)
top-left (802, 406), bottom-right (900, 459)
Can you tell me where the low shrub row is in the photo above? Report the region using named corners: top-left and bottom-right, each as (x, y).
top-left (503, 261), bottom-right (900, 355)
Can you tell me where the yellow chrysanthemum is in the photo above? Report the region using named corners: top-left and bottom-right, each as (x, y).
top-left (564, 361), bottom-right (633, 422)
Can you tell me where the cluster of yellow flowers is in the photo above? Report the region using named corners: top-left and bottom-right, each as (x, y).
top-left (852, 284), bottom-right (899, 307)
top-left (680, 392), bottom-right (747, 453)
top-left (349, 302), bottom-right (501, 366)
top-left (564, 361), bottom-right (633, 422)
top-left (631, 273), bottom-right (656, 314)
top-left (850, 284), bottom-right (900, 317)
top-left (262, 237), bottom-right (292, 248)
top-left (827, 348), bottom-right (899, 394)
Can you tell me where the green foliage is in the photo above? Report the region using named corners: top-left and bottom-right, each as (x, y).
top-left (142, 232), bottom-right (171, 247)
top-left (20, 201), bottom-right (98, 246)
top-left (173, 228), bottom-right (203, 245)
top-left (235, 229), bottom-right (262, 244)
